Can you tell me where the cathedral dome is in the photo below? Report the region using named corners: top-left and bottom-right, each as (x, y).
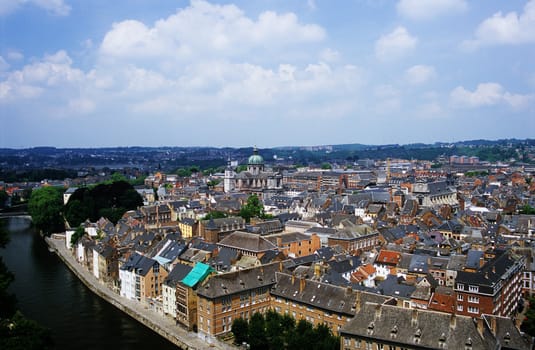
top-left (248, 147), bottom-right (264, 165)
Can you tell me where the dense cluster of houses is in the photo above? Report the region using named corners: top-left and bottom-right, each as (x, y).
top-left (61, 151), bottom-right (535, 349)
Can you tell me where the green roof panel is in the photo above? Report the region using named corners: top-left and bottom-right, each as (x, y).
top-left (181, 262), bottom-right (214, 288)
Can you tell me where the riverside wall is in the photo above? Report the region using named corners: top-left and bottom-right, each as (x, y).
top-left (45, 237), bottom-right (234, 350)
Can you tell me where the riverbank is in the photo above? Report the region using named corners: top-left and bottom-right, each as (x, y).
top-left (45, 237), bottom-right (235, 350)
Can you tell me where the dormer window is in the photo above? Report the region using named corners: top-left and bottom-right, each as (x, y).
top-left (465, 337), bottom-right (473, 350)
top-left (468, 285), bottom-right (479, 293)
top-left (390, 325), bottom-right (398, 338)
top-left (367, 321), bottom-right (375, 335)
top-left (413, 328), bottom-right (422, 344)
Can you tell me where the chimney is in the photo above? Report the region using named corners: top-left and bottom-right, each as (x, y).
top-left (277, 237), bottom-right (282, 247)
top-left (476, 318), bottom-right (485, 337)
top-left (314, 263), bottom-right (321, 278)
top-left (489, 316), bottom-right (497, 336)
top-left (299, 277), bottom-right (306, 293)
top-left (279, 261), bottom-right (283, 272)
top-left (375, 304), bottom-right (382, 319)
top-left (449, 314), bottom-right (456, 329)
top-left (411, 309), bottom-right (418, 326)
top-left (479, 257), bottom-right (485, 268)
top-left (355, 292), bottom-right (361, 312)
top-left (291, 274), bottom-right (295, 285)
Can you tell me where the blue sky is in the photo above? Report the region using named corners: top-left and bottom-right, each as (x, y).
top-left (0, 0), bottom-right (534, 148)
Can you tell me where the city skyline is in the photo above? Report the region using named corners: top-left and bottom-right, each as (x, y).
top-left (1, 0), bottom-right (534, 148)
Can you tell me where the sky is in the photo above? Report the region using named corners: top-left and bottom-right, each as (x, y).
top-left (0, 0), bottom-right (534, 148)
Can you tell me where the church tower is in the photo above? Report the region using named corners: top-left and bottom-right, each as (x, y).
top-left (247, 146), bottom-right (264, 176)
top-left (224, 157), bottom-right (235, 193)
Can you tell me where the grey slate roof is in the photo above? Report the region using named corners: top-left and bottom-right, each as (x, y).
top-left (271, 272), bottom-right (358, 316)
top-left (341, 302), bottom-right (497, 350)
top-left (197, 262), bottom-right (281, 299)
top-left (217, 231), bottom-right (277, 253)
top-left (121, 252), bottom-right (158, 277)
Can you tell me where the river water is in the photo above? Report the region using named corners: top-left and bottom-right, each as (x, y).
top-left (1, 217), bottom-right (178, 350)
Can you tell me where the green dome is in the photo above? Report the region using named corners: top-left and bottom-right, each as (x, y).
top-left (248, 147), bottom-right (264, 165)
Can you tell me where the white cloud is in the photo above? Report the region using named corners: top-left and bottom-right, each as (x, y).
top-left (0, 0), bottom-right (70, 16)
top-left (320, 48), bottom-right (340, 62)
top-left (7, 50), bottom-right (24, 61)
top-left (0, 57), bottom-right (9, 71)
top-left (1, 1), bottom-right (371, 129)
top-left (405, 65), bottom-right (436, 85)
top-left (307, 0), bottom-right (317, 11)
top-left (99, 0), bottom-right (325, 64)
top-left (67, 97), bottom-right (95, 115)
top-left (463, 0), bottom-right (535, 49)
top-left (450, 82), bottom-right (533, 109)
top-left (33, 0), bottom-right (70, 15)
top-left (397, 0), bottom-right (467, 20)
top-left (375, 26), bottom-right (417, 61)
top-left (0, 50), bottom-right (85, 102)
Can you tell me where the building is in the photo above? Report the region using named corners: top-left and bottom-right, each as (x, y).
top-left (178, 217), bottom-right (197, 239)
top-left (264, 231), bottom-right (321, 258)
top-left (198, 216), bottom-right (246, 243)
top-left (340, 302), bottom-right (531, 350)
top-left (196, 263), bottom-right (281, 337)
top-left (454, 249), bottom-right (524, 318)
top-left (162, 263), bottom-right (192, 318)
top-left (216, 231), bottom-right (278, 259)
top-left (119, 252), bottom-right (169, 302)
top-left (175, 262), bottom-right (214, 331)
top-left (270, 272), bottom-right (389, 334)
top-left (411, 181), bottom-right (458, 208)
top-left (232, 147), bottom-right (282, 192)
top-left (327, 224), bottom-right (379, 253)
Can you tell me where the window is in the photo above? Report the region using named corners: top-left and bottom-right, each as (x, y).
top-left (457, 304), bottom-right (463, 311)
top-left (468, 306), bottom-right (479, 314)
top-left (468, 285), bottom-right (479, 293)
top-left (468, 296), bottom-right (479, 304)
top-left (457, 283), bottom-right (465, 290)
top-left (457, 294), bottom-right (463, 301)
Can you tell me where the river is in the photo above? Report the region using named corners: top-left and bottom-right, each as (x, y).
top-left (1, 217), bottom-right (178, 350)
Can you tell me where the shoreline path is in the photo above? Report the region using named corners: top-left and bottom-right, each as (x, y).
top-left (46, 237), bottom-right (236, 350)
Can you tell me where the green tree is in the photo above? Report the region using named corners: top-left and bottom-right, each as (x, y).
top-left (239, 194), bottom-right (265, 223)
top-left (207, 179), bottom-right (221, 188)
top-left (519, 205), bottom-right (535, 215)
top-left (312, 323), bottom-right (339, 350)
top-left (265, 310), bottom-right (284, 350)
top-left (27, 186), bottom-right (64, 235)
top-left (236, 165), bottom-right (248, 173)
top-left (64, 199), bottom-right (90, 228)
top-left (521, 297), bottom-right (535, 337)
top-left (204, 211), bottom-right (228, 220)
top-left (231, 317), bottom-right (249, 345)
top-left (248, 312), bottom-right (268, 350)
top-left (64, 181), bottom-right (142, 226)
top-left (0, 190), bottom-right (8, 209)
top-left (321, 163), bottom-right (332, 170)
top-left (0, 311), bottom-right (54, 350)
top-left (110, 172), bottom-right (127, 183)
top-left (176, 168), bottom-right (192, 177)
top-left (70, 226), bottom-right (86, 247)
top-left (287, 319), bottom-right (314, 349)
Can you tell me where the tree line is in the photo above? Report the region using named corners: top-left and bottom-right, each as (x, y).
top-left (231, 310), bottom-right (339, 350)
